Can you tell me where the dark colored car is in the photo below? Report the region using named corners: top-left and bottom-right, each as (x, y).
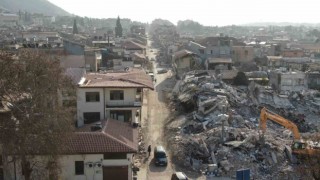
top-left (157, 69), bottom-right (168, 74)
top-left (171, 172), bottom-right (189, 180)
top-left (154, 145), bottom-right (167, 166)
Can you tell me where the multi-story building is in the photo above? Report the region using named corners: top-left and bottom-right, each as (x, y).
top-left (306, 71), bottom-right (320, 90)
top-left (231, 46), bottom-right (254, 63)
top-left (281, 49), bottom-right (304, 57)
top-left (188, 36), bottom-right (245, 68)
top-left (267, 56), bottom-right (312, 71)
top-left (76, 69), bottom-right (153, 127)
top-left (269, 70), bottom-right (307, 93)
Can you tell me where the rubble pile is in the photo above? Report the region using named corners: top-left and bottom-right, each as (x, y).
top-left (249, 82), bottom-right (320, 132)
top-left (134, 127), bottom-right (146, 168)
top-left (167, 71), bottom-right (320, 179)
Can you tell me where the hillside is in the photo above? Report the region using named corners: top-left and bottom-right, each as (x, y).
top-left (0, 0), bottom-right (69, 16)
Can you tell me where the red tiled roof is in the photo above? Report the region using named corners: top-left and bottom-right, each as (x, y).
top-left (122, 40), bottom-right (146, 50)
top-left (173, 49), bottom-right (195, 60)
top-left (80, 69), bottom-right (154, 90)
top-left (66, 119), bottom-right (138, 154)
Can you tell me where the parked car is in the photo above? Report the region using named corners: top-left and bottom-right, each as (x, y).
top-left (157, 69), bottom-right (168, 74)
top-left (171, 172), bottom-right (189, 180)
top-left (154, 145), bottom-right (167, 166)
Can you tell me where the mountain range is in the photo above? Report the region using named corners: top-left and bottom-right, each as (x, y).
top-left (0, 0), bottom-right (69, 16)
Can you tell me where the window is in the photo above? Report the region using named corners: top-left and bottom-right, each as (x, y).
top-left (110, 110), bottom-right (132, 122)
top-left (245, 50), bottom-right (248, 56)
top-left (86, 92), bottom-right (100, 102)
top-left (75, 161), bottom-right (84, 175)
top-left (210, 50), bottom-right (213, 54)
top-left (110, 90), bottom-right (124, 100)
top-left (104, 153), bottom-right (127, 159)
top-left (83, 112), bottom-right (100, 124)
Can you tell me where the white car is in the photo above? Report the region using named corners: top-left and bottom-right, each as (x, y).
top-left (171, 172), bottom-right (189, 180)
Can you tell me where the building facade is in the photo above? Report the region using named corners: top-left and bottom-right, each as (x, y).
top-left (232, 46), bottom-right (254, 63)
top-left (76, 69), bottom-right (153, 127)
top-left (3, 120), bottom-right (138, 180)
top-left (269, 70), bottom-right (307, 93)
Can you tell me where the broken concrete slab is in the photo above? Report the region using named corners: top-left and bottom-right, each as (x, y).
top-left (219, 160), bottom-right (233, 172)
top-left (271, 152), bottom-right (278, 164)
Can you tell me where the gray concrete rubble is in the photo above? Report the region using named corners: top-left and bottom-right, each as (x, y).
top-left (167, 71), bottom-right (320, 179)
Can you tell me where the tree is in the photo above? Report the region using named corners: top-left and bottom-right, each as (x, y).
top-left (73, 19), bottom-right (78, 34)
top-left (233, 72), bottom-right (249, 86)
top-left (0, 51), bottom-right (75, 180)
top-left (115, 16), bottom-right (123, 37)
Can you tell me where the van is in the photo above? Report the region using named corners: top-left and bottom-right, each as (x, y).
top-left (154, 145), bottom-right (167, 166)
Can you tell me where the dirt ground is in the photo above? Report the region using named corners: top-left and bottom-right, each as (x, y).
top-left (137, 37), bottom-right (220, 180)
top-left (138, 66), bottom-right (175, 180)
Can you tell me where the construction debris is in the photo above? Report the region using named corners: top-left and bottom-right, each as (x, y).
top-left (166, 71), bottom-right (320, 179)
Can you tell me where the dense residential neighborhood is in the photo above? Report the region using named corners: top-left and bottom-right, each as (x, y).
top-left (0, 2), bottom-right (320, 180)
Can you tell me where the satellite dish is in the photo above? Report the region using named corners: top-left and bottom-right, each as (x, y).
top-left (87, 162), bottom-right (93, 168)
top-left (95, 163), bottom-right (102, 167)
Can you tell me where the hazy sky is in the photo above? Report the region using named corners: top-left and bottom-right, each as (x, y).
top-left (48, 0), bottom-right (320, 26)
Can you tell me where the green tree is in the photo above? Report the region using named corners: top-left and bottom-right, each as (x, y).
top-left (73, 19), bottom-right (78, 34)
top-left (233, 72), bottom-right (249, 86)
top-left (115, 16), bottom-right (123, 37)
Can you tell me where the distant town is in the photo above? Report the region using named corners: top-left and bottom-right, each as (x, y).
top-left (0, 5), bottom-right (319, 180)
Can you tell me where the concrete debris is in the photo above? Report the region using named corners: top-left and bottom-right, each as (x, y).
top-left (271, 152), bottom-right (278, 164)
top-left (219, 159), bottom-right (233, 172)
top-left (168, 71), bottom-right (320, 179)
top-left (284, 145), bottom-right (293, 163)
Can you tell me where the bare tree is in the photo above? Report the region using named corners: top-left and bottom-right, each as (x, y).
top-left (0, 51), bottom-right (75, 180)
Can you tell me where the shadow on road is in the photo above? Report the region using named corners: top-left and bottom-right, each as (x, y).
top-left (148, 158), bottom-right (168, 172)
top-left (155, 76), bottom-right (176, 103)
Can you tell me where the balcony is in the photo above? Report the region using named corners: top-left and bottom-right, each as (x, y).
top-left (106, 100), bottom-right (142, 108)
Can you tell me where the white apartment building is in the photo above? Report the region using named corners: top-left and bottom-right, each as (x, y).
top-left (76, 69), bottom-right (153, 127)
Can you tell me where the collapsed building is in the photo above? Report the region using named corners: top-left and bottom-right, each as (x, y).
top-left (167, 70), bottom-right (320, 179)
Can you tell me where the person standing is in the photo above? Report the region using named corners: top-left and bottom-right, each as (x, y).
top-left (147, 145), bottom-right (151, 157)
